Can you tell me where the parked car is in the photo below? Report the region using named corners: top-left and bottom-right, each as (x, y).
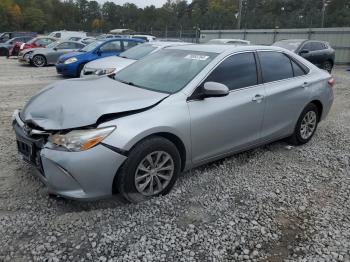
top-left (17, 36), bottom-right (57, 53)
top-left (7, 36), bottom-right (36, 57)
top-left (19, 41), bottom-right (85, 67)
top-left (0, 36), bottom-right (33, 57)
top-left (0, 32), bottom-right (36, 43)
top-left (208, 39), bottom-right (251, 45)
top-left (56, 38), bottom-right (144, 77)
top-left (79, 37), bottom-right (96, 45)
top-left (272, 39), bottom-right (335, 73)
top-left (12, 45), bottom-right (333, 202)
top-left (81, 41), bottom-right (188, 78)
top-left (48, 30), bottom-right (87, 40)
top-left (132, 35), bottom-right (156, 42)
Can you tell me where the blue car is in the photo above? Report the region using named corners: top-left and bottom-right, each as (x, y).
top-left (56, 38), bottom-right (144, 77)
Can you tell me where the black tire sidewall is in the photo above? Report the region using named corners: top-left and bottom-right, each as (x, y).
top-left (294, 103), bottom-right (319, 144)
top-left (33, 55), bottom-right (46, 67)
top-left (117, 137), bottom-right (181, 203)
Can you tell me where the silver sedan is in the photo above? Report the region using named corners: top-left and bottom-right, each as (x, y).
top-left (20, 41), bottom-right (85, 67)
top-left (13, 45), bottom-right (333, 202)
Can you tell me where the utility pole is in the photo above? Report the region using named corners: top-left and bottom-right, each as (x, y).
top-left (237, 0), bottom-right (243, 29)
top-left (321, 0), bottom-right (329, 28)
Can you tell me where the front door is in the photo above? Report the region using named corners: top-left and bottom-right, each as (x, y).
top-left (188, 52), bottom-right (266, 164)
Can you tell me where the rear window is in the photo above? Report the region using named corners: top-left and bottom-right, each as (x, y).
top-left (259, 51), bottom-right (293, 82)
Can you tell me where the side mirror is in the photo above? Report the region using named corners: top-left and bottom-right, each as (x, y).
top-left (202, 82), bottom-right (229, 98)
top-left (53, 47), bottom-right (57, 51)
top-left (299, 49), bottom-right (309, 55)
top-left (96, 49), bottom-right (102, 56)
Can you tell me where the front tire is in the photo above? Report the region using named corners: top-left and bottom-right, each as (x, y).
top-left (32, 55), bottom-right (46, 67)
top-left (288, 103), bottom-right (319, 145)
top-left (116, 137), bottom-right (181, 203)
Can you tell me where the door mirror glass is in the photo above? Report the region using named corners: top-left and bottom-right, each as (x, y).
top-left (203, 82), bottom-right (229, 98)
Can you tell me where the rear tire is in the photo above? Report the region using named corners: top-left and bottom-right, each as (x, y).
top-left (32, 55), bottom-right (46, 67)
top-left (321, 60), bottom-right (333, 73)
top-left (288, 103), bottom-right (319, 145)
top-left (115, 137), bottom-right (181, 203)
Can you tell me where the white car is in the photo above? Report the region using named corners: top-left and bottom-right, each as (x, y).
top-left (132, 35), bottom-right (157, 42)
top-left (48, 30), bottom-right (87, 40)
top-left (208, 39), bottom-right (251, 45)
top-left (81, 41), bottom-right (188, 78)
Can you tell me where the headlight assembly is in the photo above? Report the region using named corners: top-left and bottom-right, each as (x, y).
top-left (48, 126), bottom-right (116, 152)
top-left (64, 57), bottom-right (78, 64)
top-left (95, 68), bottom-right (116, 76)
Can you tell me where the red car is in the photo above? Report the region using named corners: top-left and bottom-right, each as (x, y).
top-left (10, 36), bottom-right (56, 56)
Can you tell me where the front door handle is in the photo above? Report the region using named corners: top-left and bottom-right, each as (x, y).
top-left (252, 94), bottom-right (264, 103)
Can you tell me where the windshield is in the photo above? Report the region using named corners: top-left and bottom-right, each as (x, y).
top-left (115, 49), bottom-right (217, 94)
top-left (119, 44), bottom-right (158, 60)
top-left (273, 40), bottom-right (304, 51)
top-left (80, 40), bottom-right (103, 52)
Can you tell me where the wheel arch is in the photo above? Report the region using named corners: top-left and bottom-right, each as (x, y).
top-left (309, 100), bottom-right (323, 122)
top-left (111, 131), bottom-right (187, 195)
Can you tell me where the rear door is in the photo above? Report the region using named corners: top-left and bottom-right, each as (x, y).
top-left (258, 51), bottom-right (311, 141)
top-left (99, 40), bottom-right (123, 57)
top-left (299, 41), bottom-right (326, 66)
top-left (188, 52), bottom-right (266, 164)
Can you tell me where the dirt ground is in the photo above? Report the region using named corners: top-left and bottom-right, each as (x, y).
top-left (0, 57), bottom-right (349, 262)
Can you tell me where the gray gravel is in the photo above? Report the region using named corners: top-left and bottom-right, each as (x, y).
top-left (0, 57), bottom-right (349, 261)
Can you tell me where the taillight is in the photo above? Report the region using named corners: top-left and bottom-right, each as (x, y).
top-left (328, 77), bottom-right (334, 88)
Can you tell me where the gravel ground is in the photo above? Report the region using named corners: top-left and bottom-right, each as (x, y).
top-left (0, 57), bottom-right (349, 262)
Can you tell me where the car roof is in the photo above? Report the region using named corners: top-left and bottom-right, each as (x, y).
top-left (167, 44), bottom-right (284, 54)
top-left (148, 41), bottom-right (189, 48)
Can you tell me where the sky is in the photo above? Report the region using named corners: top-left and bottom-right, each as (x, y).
top-left (95, 0), bottom-right (169, 8)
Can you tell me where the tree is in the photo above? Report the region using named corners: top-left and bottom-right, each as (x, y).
top-left (22, 7), bottom-right (46, 33)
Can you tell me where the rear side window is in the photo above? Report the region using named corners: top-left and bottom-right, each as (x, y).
top-left (259, 51), bottom-right (293, 83)
top-left (123, 40), bottom-right (139, 50)
top-left (302, 42), bottom-right (326, 51)
top-left (291, 59), bottom-right (306, 77)
top-left (205, 52), bottom-right (258, 90)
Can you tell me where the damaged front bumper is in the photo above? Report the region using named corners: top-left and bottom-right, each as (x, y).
top-left (12, 110), bottom-right (127, 200)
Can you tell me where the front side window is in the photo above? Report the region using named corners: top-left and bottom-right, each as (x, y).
top-left (56, 42), bottom-right (73, 49)
top-left (259, 51), bottom-right (293, 83)
top-left (115, 49), bottom-right (217, 94)
top-left (100, 41), bottom-right (122, 52)
top-left (205, 52), bottom-right (258, 90)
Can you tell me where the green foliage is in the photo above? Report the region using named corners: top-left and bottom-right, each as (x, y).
top-left (0, 0), bottom-right (349, 33)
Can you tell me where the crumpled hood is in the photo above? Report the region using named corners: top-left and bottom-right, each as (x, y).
top-left (85, 56), bottom-right (136, 71)
top-left (21, 77), bottom-right (169, 130)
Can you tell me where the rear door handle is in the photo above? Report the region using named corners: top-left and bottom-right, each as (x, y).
top-left (252, 94), bottom-right (264, 103)
top-left (301, 82), bottom-right (309, 88)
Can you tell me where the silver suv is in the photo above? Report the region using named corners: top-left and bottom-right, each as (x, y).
top-left (13, 45), bottom-right (334, 203)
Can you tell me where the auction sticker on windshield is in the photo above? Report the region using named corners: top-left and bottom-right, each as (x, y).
top-left (184, 54), bottom-right (210, 60)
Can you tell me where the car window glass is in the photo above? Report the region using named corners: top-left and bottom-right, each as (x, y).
top-left (302, 42), bottom-right (325, 51)
top-left (100, 41), bottom-right (121, 52)
top-left (291, 59), bottom-right (306, 77)
top-left (259, 51), bottom-right (293, 82)
top-left (75, 43), bottom-right (85, 49)
top-left (54, 33), bottom-right (61, 38)
top-left (123, 40), bottom-right (139, 50)
top-left (56, 42), bottom-right (71, 49)
top-left (204, 52), bottom-right (258, 90)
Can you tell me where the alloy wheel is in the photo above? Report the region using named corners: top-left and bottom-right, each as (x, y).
top-left (134, 151), bottom-right (174, 196)
top-left (300, 111), bottom-right (317, 140)
top-left (33, 56), bottom-right (45, 67)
